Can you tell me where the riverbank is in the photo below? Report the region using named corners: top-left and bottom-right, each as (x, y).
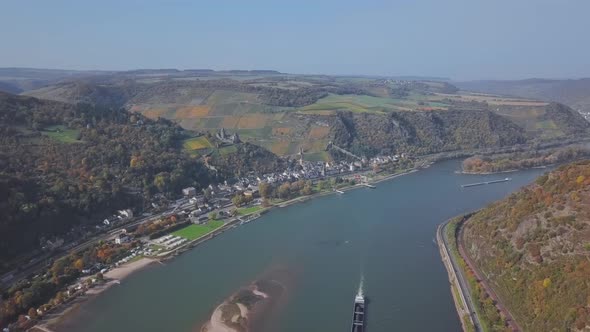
top-left (32, 257), bottom-right (157, 331)
top-left (440, 214), bottom-right (522, 332)
top-left (437, 218), bottom-right (480, 332)
top-left (460, 143), bottom-right (590, 175)
top-left (273, 167), bottom-right (419, 209)
top-left (103, 257), bottom-right (156, 281)
top-left (457, 165), bottom-right (552, 175)
top-left (33, 167), bottom-right (420, 332)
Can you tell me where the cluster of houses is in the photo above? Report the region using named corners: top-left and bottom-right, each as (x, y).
top-left (181, 182), bottom-right (257, 224)
top-left (102, 152), bottom-right (404, 248)
top-left (370, 154), bottom-right (403, 165)
top-left (99, 152), bottom-right (404, 247)
top-left (103, 209), bottom-right (134, 226)
top-left (256, 154), bottom-right (404, 184)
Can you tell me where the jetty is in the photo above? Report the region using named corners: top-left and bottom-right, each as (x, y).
top-left (362, 183), bottom-right (376, 189)
top-left (461, 177), bottom-right (511, 188)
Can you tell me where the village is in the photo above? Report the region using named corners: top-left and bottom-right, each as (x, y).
top-left (0, 144), bottom-right (411, 331)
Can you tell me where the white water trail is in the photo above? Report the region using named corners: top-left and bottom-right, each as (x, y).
top-left (357, 271), bottom-right (364, 297)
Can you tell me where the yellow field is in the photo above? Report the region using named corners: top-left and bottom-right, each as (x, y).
top-left (308, 126), bottom-right (330, 139)
top-left (237, 114), bottom-right (269, 129)
top-left (175, 106), bottom-right (210, 118)
top-left (142, 108), bottom-right (169, 119)
top-left (271, 141), bottom-right (290, 155)
top-left (183, 137), bottom-right (212, 150)
top-left (272, 127), bottom-right (292, 136)
top-left (129, 104), bottom-right (146, 112)
top-left (494, 108), bottom-right (546, 120)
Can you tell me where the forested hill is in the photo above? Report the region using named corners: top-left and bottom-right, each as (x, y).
top-left (462, 161), bottom-right (590, 331)
top-left (0, 92), bottom-right (216, 259)
top-left (21, 74), bottom-right (590, 165)
top-left (329, 109), bottom-right (528, 156)
top-left (208, 142), bottom-right (285, 178)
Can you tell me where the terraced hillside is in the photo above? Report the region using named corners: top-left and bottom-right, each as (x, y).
top-left (23, 72), bottom-right (589, 162)
top-left (462, 161), bottom-right (590, 331)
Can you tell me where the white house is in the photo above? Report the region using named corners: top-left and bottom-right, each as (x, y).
top-left (182, 187), bottom-right (197, 197)
top-left (115, 235), bottom-right (130, 245)
top-left (118, 209), bottom-right (133, 219)
top-left (103, 215), bottom-right (119, 226)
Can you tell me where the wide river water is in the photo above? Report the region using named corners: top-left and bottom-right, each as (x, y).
top-left (61, 160), bottom-right (550, 332)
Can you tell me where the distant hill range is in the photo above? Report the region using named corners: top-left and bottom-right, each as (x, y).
top-left (0, 67), bottom-right (111, 94)
top-left (455, 78), bottom-right (590, 115)
top-left (2, 68), bottom-right (589, 163)
top-left (0, 68), bottom-right (284, 94)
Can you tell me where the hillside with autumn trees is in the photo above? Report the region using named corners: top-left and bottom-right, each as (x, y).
top-left (0, 91), bottom-right (216, 260)
top-left (462, 146), bottom-right (590, 174)
top-left (462, 160), bottom-right (590, 331)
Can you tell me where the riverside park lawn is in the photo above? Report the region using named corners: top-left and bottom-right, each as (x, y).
top-left (172, 220), bottom-right (224, 240)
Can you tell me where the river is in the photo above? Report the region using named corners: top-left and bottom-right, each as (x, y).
top-left (59, 160), bottom-right (550, 332)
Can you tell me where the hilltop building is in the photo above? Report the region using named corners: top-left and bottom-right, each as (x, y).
top-left (216, 128), bottom-right (241, 144)
top-left (299, 146), bottom-right (305, 166)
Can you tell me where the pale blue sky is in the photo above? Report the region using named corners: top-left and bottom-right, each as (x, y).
top-left (1, 0), bottom-right (589, 80)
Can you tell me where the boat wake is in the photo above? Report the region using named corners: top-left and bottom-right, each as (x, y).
top-left (357, 273), bottom-right (364, 298)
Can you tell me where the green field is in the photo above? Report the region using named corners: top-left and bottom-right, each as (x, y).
top-left (303, 151), bottom-right (330, 162)
top-left (237, 206), bottom-right (263, 215)
top-left (299, 94), bottom-right (416, 113)
top-left (218, 145), bottom-right (238, 155)
top-left (300, 93), bottom-right (451, 114)
top-left (172, 220), bottom-right (224, 240)
top-left (535, 120), bottom-right (558, 130)
top-left (42, 125), bottom-right (81, 143)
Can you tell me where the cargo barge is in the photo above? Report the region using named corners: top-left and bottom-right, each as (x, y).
top-left (351, 292), bottom-right (365, 332)
top-left (461, 177), bottom-right (511, 188)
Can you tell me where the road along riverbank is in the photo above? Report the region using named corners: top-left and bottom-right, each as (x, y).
top-left (438, 217), bottom-right (481, 332)
top-left (440, 213), bottom-right (522, 332)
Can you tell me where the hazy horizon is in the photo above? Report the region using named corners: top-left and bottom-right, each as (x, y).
top-left (1, 0), bottom-right (590, 80)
